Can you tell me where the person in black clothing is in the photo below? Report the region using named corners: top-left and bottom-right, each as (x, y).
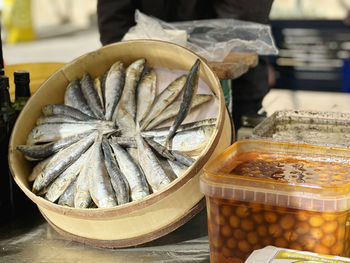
top-left (97, 0), bottom-right (274, 132)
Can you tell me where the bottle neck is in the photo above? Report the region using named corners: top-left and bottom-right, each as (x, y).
top-left (0, 86), bottom-right (12, 108)
top-left (15, 83), bottom-right (30, 100)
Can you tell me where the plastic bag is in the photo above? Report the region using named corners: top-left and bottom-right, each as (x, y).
top-left (122, 10), bottom-right (278, 62)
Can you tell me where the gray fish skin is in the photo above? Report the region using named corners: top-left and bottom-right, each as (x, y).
top-left (171, 150), bottom-right (195, 167)
top-left (145, 94), bottom-right (212, 130)
top-left (139, 75), bottom-right (187, 130)
top-left (88, 136), bottom-right (117, 208)
top-left (102, 138), bottom-right (130, 205)
top-left (94, 78), bottom-right (105, 111)
top-left (74, 153), bottom-right (92, 208)
top-left (145, 137), bottom-right (175, 161)
top-left (141, 118), bottom-right (217, 138)
top-left (110, 136), bottom-right (136, 148)
top-left (158, 158), bottom-right (178, 182)
top-left (153, 124), bottom-right (215, 155)
top-left (114, 58), bottom-right (145, 121)
top-left (109, 139), bottom-right (149, 201)
top-left (115, 106), bottom-right (137, 137)
top-left (136, 135), bottom-right (171, 191)
top-left (136, 69), bottom-right (157, 124)
top-left (64, 79), bottom-right (95, 118)
top-left (18, 130), bottom-right (95, 160)
top-left (45, 148), bottom-right (91, 203)
top-left (26, 122), bottom-right (115, 145)
top-left (28, 155), bottom-right (54, 182)
top-left (166, 59), bottom-right (200, 144)
top-left (167, 160), bottom-right (188, 178)
top-left (32, 131), bottom-right (97, 194)
top-left (57, 179), bottom-right (77, 207)
top-left (80, 72), bottom-right (105, 119)
top-left (36, 115), bottom-right (79, 125)
top-left (42, 104), bottom-right (96, 121)
top-left (104, 61), bottom-right (125, 121)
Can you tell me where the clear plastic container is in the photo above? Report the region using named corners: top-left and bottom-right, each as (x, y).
top-left (201, 139), bottom-right (350, 263)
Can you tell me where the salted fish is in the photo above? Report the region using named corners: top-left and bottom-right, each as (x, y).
top-left (88, 136), bottom-right (117, 208)
top-left (109, 139), bottom-right (149, 201)
top-left (102, 138), bottom-right (130, 205)
top-left (136, 135), bottom-right (171, 191)
top-left (74, 152), bottom-right (93, 208)
top-left (94, 77), bottom-right (105, 111)
top-left (139, 75), bottom-right (186, 130)
top-left (64, 79), bottom-right (95, 117)
top-left (166, 59), bottom-right (200, 144)
top-left (32, 131), bottom-right (97, 193)
top-left (145, 94), bottom-right (212, 130)
top-left (104, 61), bottom-right (125, 121)
top-left (167, 160), bottom-right (188, 178)
top-left (58, 179), bottom-right (77, 207)
top-left (136, 69), bottom-right (156, 124)
top-left (28, 155), bottom-right (54, 182)
top-left (81, 72), bottom-right (104, 119)
top-left (42, 104), bottom-right (96, 121)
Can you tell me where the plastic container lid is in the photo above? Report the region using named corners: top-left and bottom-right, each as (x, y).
top-left (201, 139), bottom-right (350, 212)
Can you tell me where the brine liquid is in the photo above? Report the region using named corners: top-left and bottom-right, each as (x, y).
top-left (207, 197), bottom-right (350, 263)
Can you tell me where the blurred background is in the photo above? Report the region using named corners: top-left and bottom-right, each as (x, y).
top-left (2, 0), bottom-right (350, 114)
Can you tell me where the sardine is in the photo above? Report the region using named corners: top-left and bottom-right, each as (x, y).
top-left (32, 131), bottom-right (97, 193)
top-left (45, 147), bottom-right (91, 203)
top-left (115, 106), bottom-right (136, 137)
top-left (64, 79), bottom-right (95, 117)
top-left (94, 77), bottom-right (105, 111)
top-left (114, 58), bottom-right (145, 121)
top-left (139, 75), bottom-right (186, 130)
top-left (26, 122), bottom-right (115, 145)
top-left (171, 150), bottom-right (195, 167)
top-left (109, 138), bottom-right (149, 201)
top-left (167, 160), bottom-right (188, 178)
top-left (74, 153), bottom-right (92, 208)
top-left (145, 137), bottom-right (175, 161)
top-left (153, 124), bottom-right (215, 155)
top-left (110, 136), bottom-right (136, 148)
top-left (102, 138), bottom-right (130, 205)
top-left (136, 135), bottom-right (171, 191)
top-left (145, 94), bottom-right (212, 130)
top-left (141, 118), bottom-right (217, 138)
top-left (166, 59), bottom-right (200, 144)
top-left (42, 104), bottom-right (96, 121)
top-left (28, 155), bottom-right (54, 182)
top-left (18, 130), bottom-right (95, 160)
top-left (36, 115), bottom-right (79, 125)
top-left (88, 136), bottom-right (117, 208)
top-left (136, 69), bottom-right (156, 124)
top-left (104, 61), bottom-right (125, 121)
top-left (80, 72), bottom-right (104, 119)
top-left (158, 158), bottom-right (178, 182)
top-left (57, 179), bottom-right (76, 207)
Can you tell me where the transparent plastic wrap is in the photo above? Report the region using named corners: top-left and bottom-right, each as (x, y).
top-left (122, 10), bottom-right (278, 62)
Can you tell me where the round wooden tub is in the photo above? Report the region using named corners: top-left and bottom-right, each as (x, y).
top-left (8, 40), bottom-right (233, 248)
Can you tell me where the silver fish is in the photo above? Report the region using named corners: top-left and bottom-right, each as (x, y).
top-left (141, 118), bottom-right (217, 138)
top-left (110, 136), bottom-right (136, 148)
top-left (32, 131), bottom-right (97, 193)
top-left (18, 130), bottom-right (95, 160)
top-left (166, 59), bottom-right (200, 144)
top-left (36, 115), bottom-right (79, 125)
top-left (153, 124), bottom-right (215, 156)
top-left (74, 153), bottom-right (92, 208)
top-left (57, 179), bottom-right (77, 207)
top-left (136, 135), bottom-right (171, 191)
top-left (109, 139), bottom-right (149, 201)
top-left (115, 106), bottom-right (136, 137)
top-left (80, 72), bottom-right (104, 119)
top-left (114, 58), bottom-right (145, 121)
top-left (26, 122), bottom-right (115, 145)
top-left (167, 160), bottom-right (188, 178)
top-left (42, 104), bottom-right (96, 121)
top-left (88, 136), bottom-right (117, 208)
top-left (45, 148), bottom-right (91, 203)
top-left (145, 94), bottom-right (212, 130)
top-left (64, 79), bottom-right (95, 117)
top-left (171, 150), bottom-right (195, 167)
top-left (145, 137), bottom-right (175, 161)
top-left (136, 69), bottom-right (156, 124)
top-left (94, 77), bottom-right (105, 112)
top-left (102, 138), bottom-right (130, 205)
top-left (28, 155), bottom-right (54, 182)
top-left (104, 61), bottom-right (125, 121)
top-left (139, 75), bottom-right (186, 130)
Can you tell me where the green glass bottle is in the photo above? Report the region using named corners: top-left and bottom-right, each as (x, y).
top-left (12, 71), bottom-right (30, 116)
top-left (0, 75), bottom-right (17, 223)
